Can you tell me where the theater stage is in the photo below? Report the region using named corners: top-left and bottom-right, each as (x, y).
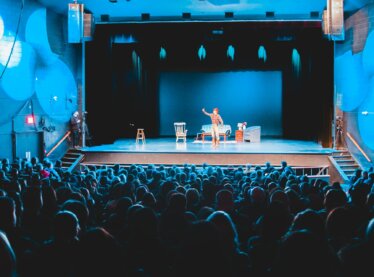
top-left (83, 138), bottom-right (331, 154)
top-left (80, 138), bottom-right (337, 170)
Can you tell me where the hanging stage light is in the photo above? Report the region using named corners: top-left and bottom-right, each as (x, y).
top-left (159, 46), bottom-right (167, 60)
top-left (198, 45), bottom-right (206, 61)
top-left (227, 45), bottom-right (235, 61)
top-left (258, 45), bottom-right (267, 63)
top-left (292, 48), bottom-right (301, 77)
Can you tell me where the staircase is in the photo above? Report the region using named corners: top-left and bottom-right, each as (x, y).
top-left (331, 149), bottom-right (361, 181)
top-left (61, 148), bottom-right (85, 172)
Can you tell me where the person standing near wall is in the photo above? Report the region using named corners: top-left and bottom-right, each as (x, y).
top-left (70, 111), bottom-right (81, 149)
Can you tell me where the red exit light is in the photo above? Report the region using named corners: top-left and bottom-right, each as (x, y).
top-left (26, 115), bottom-right (35, 124)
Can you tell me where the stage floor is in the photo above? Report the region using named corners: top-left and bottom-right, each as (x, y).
top-left (82, 138), bottom-right (333, 154)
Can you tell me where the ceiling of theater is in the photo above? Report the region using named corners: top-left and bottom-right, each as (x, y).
top-left (36, 0), bottom-right (371, 19)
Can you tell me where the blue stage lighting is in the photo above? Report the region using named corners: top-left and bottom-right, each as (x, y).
top-left (35, 59), bottom-right (77, 122)
top-left (132, 50), bottom-right (142, 81)
top-left (25, 9), bottom-right (58, 66)
top-left (198, 45), bottom-right (206, 61)
top-left (113, 34), bottom-right (137, 44)
top-left (363, 31), bottom-right (374, 77)
top-left (159, 46), bottom-right (167, 60)
top-left (0, 34), bottom-right (22, 68)
top-left (0, 16), bottom-right (4, 40)
top-left (335, 51), bottom-right (368, 112)
top-left (227, 45), bottom-right (235, 61)
top-left (258, 45), bottom-right (267, 62)
top-left (0, 41), bottom-right (36, 101)
top-left (292, 48), bottom-right (301, 77)
top-left (358, 76), bottom-right (374, 149)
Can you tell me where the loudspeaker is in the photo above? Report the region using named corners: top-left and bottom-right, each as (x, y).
top-left (322, 10), bottom-right (329, 34)
top-left (323, 0), bottom-right (344, 40)
top-left (182, 12), bottom-right (191, 19)
top-left (141, 13), bottom-right (150, 20)
top-left (68, 3), bottom-right (84, 43)
top-left (310, 11), bottom-right (319, 18)
top-left (329, 0), bottom-right (344, 40)
top-left (83, 13), bottom-right (94, 41)
top-left (101, 14), bottom-right (110, 22)
top-left (225, 12), bottom-right (234, 18)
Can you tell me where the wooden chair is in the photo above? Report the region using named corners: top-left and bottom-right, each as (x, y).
top-left (174, 122), bottom-right (187, 143)
top-left (136, 129), bottom-right (146, 144)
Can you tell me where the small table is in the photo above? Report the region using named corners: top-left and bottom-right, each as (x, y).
top-left (202, 133), bottom-right (227, 143)
top-left (235, 130), bottom-right (243, 142)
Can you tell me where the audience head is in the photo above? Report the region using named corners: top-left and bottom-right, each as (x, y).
top-left (186, 188), bottom-right (200, 206)
top-left (207, 211), bottom-right (239, 252)
top-left (175, 221), bottom-right (230, 276)
top-left (366, 218), bottom-right (374, 244)
top-left (270, 189), bottom-right (289, 207)
top-left (62, 200), bottom-right (89, 231)
top-left (216, 189), bottom-right (234, 213)
top-left (197, 206), bottom-right (215, 220)
top-left (273, 230), bottom-right (335, 277)
top-left (290, 209), bottom-right (325, 240)
top-left (250, 186), bottom-right (266, 205)
top-left (77, 227), bottom-right (121, 276)
top-left (128, 207), bottom-right (158, 239)
top-left (53, 210), bottom-right (80, 241)
top-left (326, 207), bottom-right (355, 243)
top-left (167, 193), bottom-right (186, 213)
top-left (0, 197), bottom-right (16, 232)
top-left (0, 231), bottom-right (16, 277)
top-left (256, 201), bottom-right (292, 240)
top-left (324, 189), bottom-right (347, 213)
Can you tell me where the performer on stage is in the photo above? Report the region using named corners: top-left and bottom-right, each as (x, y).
top-left (202, 107), bottom-right (224, 147)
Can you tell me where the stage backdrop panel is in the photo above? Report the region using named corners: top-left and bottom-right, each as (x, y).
top-left (159, 71), bottom-right (282, 137)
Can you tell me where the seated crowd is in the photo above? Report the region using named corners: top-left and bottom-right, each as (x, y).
top-left (0, 157), bottom-right (374, 277)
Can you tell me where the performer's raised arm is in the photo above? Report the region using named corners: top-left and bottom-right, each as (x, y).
top-left (202, 108), bottom-right (210, 116)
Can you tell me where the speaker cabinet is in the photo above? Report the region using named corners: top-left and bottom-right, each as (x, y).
top-left (68, 3), bottom-right (84, 43)
top-left (324, 0), bottom-right (345, 41)
top-left (83, 13), bottom-right (94, 41)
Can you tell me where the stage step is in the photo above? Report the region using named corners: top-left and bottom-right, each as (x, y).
top-left (331, 149), bottom-right (361, 182)
top-left (336, 161), bottom-right (359, 166)
top-left (339, 164), bottom-right (360, 169)
top-left (332, 149), bottom-right (349, 155)
top-left (61, 148), bottom-right (85, 171)
top-left (332, 155), bottom-right (353, 159)
top-left (62, 156), bottom-right (80, 161)
top-left (64, 153), bottom-right (81, 158)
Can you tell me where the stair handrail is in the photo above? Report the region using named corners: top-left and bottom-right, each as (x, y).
top-left (346, 132), bottom-right (372, 163)
top-left (46, 131), bottom-right (71, 157)
top-left (67, 154), bottom-right (84, 173)
top-left (315, 166), bottom-right (329, 176)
